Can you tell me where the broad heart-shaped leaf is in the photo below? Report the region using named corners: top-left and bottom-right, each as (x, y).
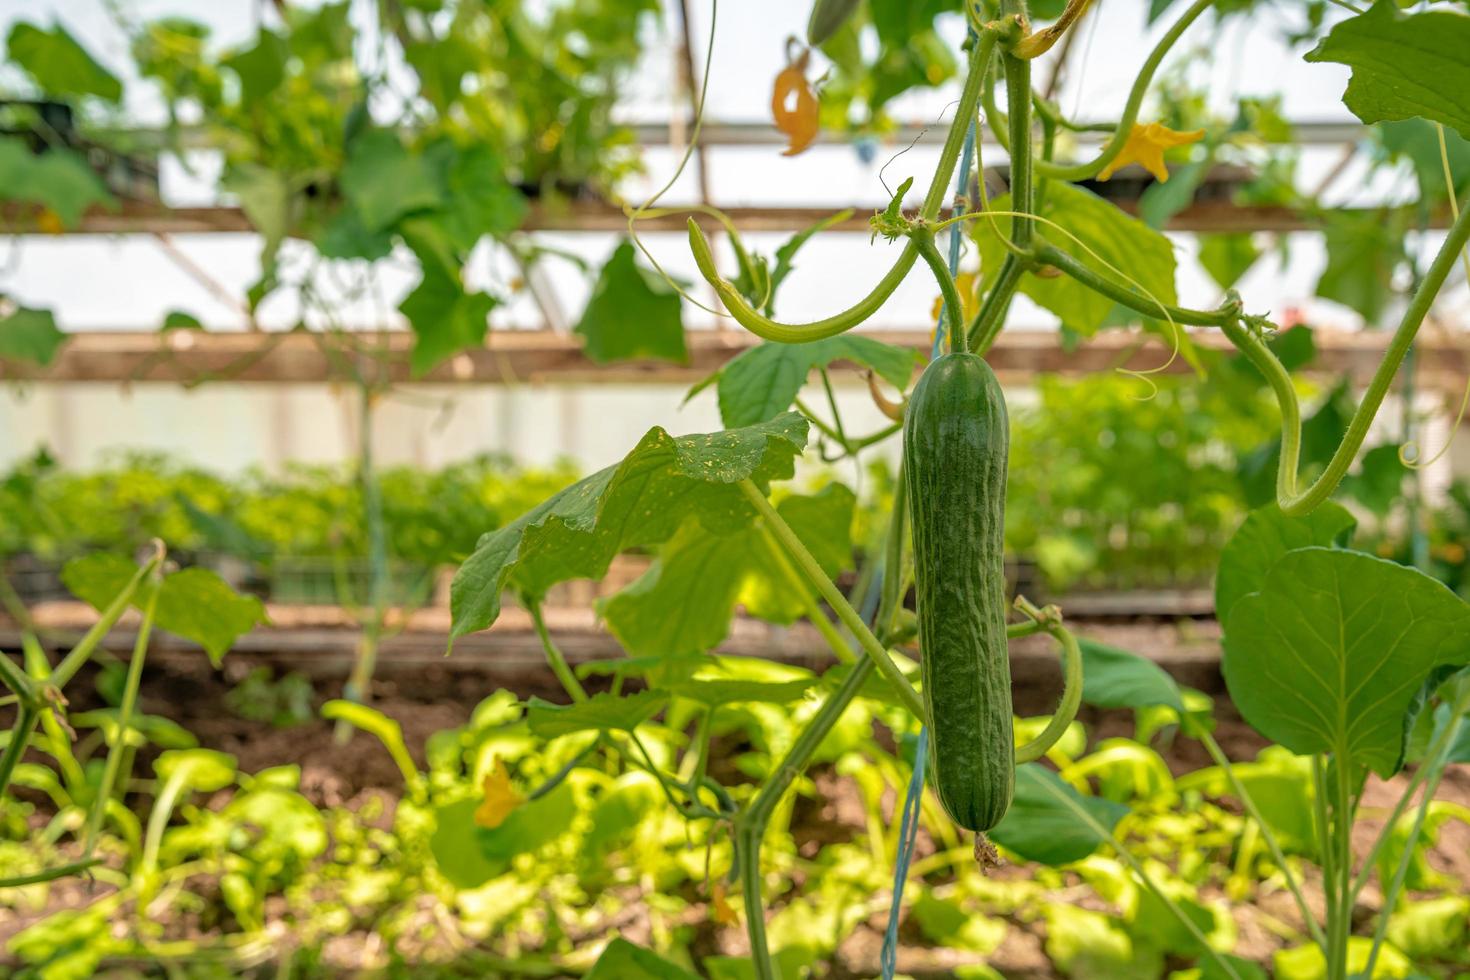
top-left (450, 413), bottom-right (809, 642)
top-left (972, 183), bottom-right (1177, 336)
top-left (1222, 547), bottom-right (1470, 777)
top-left (599, 483), bottom-right (855, 656)
top-left (525, 690), bottom-right (666, 738)
top-left (62, 554), bottom-right (268, 666)
top-left (989, 764), bottom-right (1130, 865)
top-left (705, 336), bottom-right (921, 428)
top-left (0, 306), bottom-right (66, 366)
top-left (1079, 639), bottom-right (1183, 713)
top-left (575, 240), bottom-right (686, 365)
top-left (5, 22), bottom-right (122, 101)
top-left (398, 265), bottom-right (496, 376)
top-left (586, 939), bottom-right (699, 980)
top-left (1215, 502), bottom-right (1356, 624)
top-left (0, 139), bottom-right (114, 228)
top-left (1305, 1), bottom-right (1470, 141)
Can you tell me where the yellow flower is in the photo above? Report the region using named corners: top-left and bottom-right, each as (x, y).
top-left (711, 882), bottom-right (738, 925)
top-left (930, 271), bottom-right (982, 324)
top-left (1098, 123), bottom-right (1205, 183)
top-left (474, 758), bottom-right (523, 829)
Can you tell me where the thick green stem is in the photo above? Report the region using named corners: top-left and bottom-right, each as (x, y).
top-left (1038, 242), bottom-right (1240, 326)
top-left (1003, 52), bottom-right (1034, 249)
top-left (986, 0), bottom-right (1214, 181)
top-left (1221, 202), bottom-right (1470, 515)
top-left (922, 32), bottom-right (999, 221)
top-left (1200, 732), bottom-right (1328, 950)
top-left (83, 575), bottom-right (160, 853)
top-left (687, 28), bottom-right (1000, 345)
top-left (0, 703), bottom-right (39, 801)
top-left (967, 253), bottom-right (1027, 353)
top-left (738, 480), bottom-right (923, 718)
top-left (1013, 621), bottom-right (1083, 763)
top-left (528, 599), bottom-right (588, 703)
top-left (1362, 689), bottom-right (1469, 976)
top-left (1312, 756), bottom-right (1341, 979)
top-left (915, 231), bottom-right (972, 353)
top-left (738, 657), bottom-right (875, 980)
top-left (52, 553), bottom-right (162, 690)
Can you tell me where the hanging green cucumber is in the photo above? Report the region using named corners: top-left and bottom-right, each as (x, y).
top-left (904, 351), bottom-right (1013, 833)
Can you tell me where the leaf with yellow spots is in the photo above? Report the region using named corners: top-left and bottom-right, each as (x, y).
top-left (1098, 123), bottom-right (1205, 183)
top-left (474, 758), bottom-right (523, 829)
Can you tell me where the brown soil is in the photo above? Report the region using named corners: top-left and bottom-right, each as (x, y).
top-left (2, 625), bottom-right (1468, 979)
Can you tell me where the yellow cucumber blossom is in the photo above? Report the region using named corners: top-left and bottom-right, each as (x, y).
top-left (1098, 122), bottom-right (1205, 183)
top-left (474, 758), bottom-right (523, 829)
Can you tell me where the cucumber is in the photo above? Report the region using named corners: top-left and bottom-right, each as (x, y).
top-left (806, 0), bottom-right (860, 46)
top-left (903, 352), bottom-right (1014, 832)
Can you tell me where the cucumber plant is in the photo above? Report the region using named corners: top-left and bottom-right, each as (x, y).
top-left (448, 1), bottom-right (1470, 977)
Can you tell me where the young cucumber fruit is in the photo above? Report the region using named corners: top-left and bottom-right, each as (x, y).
top-left (903, 352), bottom-right (1014, 832)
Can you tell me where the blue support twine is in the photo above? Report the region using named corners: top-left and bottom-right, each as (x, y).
top-left (932, 118), bottom-right (977, 359)
top-left (880, 725), bottom-right (929, 979)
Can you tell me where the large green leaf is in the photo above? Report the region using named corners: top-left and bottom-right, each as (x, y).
top-left (450, 414), bottom-right (809, 642)
top-left (1339, 443), bottom-right (1407, 517)
top-left (1214, 502), bottom-right (1356, 623)
top-left (0, 306), bottom-right (66, 366)
top-left (340, 130), bottom-right (442, 232)
top-left (524, 690), bottom-right (666, 738)
top-left (398, 266), bottom-right (496, 376)
top-left (1222, 547), bottom-right (1470, 776)
top-left (599, 483), bottom-right (854, 655)
top-left (973, 183), bottom-right (1177, 335)
top-left (62, 554), bottom-right (268, 666)
top-left (702, 336), bottom-right (920, 428)
top-left (1305, 1), bottom-right (1470, 140)
top-left (575, 241), bottom-right (686, 364)
top-left (988, 764), bottom-right (1130, 865)
top-left (586, 939), bottom-right (699, 980)
top-left (6, 22), bottom-right (122, 100)
top-left (423, 141), bottom-right (527, 248)
top-left (1316, 210), bottom-right (1403, 322)
top-left (1079, 639), bottom-right (1184, 713)
top-left (0, 139), bottom-right (114, 228)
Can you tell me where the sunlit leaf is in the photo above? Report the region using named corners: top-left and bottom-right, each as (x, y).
top-left (1222, 547), bottom-right (1470, 776)
top-left (1305, 1), bottom-right (1470, 140)
top-left (973, 183), bottom-right (1178, 336)
top-left (586, 939), bottom-right (700, 980)
top-left (989, 764), bottom-right (1129, 865)
top-left (450, 413), bottom-right (809, 641)
top-left (1214, 502), bottom-right (1356, 622)
top-left (62, 554), bottom-right (268, 666)
top-left (525, 690), bottom-right (666, 738)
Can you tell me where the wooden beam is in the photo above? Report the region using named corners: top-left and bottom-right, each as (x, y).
top-left (8, 198), bottom-right (1458, 237)
top-left (6, 327), bottom-right (1466, 386)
